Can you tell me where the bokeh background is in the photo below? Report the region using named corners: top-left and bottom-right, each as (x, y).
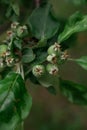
top-left (24, 0), bottom-right (87, 130)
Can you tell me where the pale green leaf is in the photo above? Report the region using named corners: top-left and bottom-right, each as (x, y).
top-left (58, 12), bottom-right (87, 43)
top-left (75, 56), bottom-right (87, 70)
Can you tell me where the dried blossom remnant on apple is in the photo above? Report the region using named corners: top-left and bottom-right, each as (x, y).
top-left (6, 22), bottom-right (28, 40)
top-left (46, 64), bottom-right (59, 75)
top-left (0, 44), bottom-right (15, 69)
top-left (46, 42), bottom-right (69, 65)
top-left (0, 22), bottom-right (69, 79)
top-left (0, 22), bottom-right (29, 71)
top-left (32, 42), bottom-right (69, 77)
top-left (11, 22), bottom-right (19, 29)
top-left (32, 65), bottom-right (45, 77)
top-left (47, 42), bottom-right (69, 61)
top-left (47, 53), bottom-right (57, 64)
top-left (47, 42), bottom-right (61, 55)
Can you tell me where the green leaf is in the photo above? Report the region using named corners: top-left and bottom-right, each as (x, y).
top-left (22, 48), bottom-right (35, 63)
top-left (59, 78), bottom-right (87, 105)
top-left (58, 12), bottom-right (87, 43)
top-left (29, 51), bottom-right (47, 69)
top-left (6, 6), bottom-right (12, 18)
top-left (14, 39), bottom-right (22, 50)
top-left (37, 39), bottom-right (47, 48)
top-left (38, 74), bottom-right (52, 87)
top-left (67, 0), bottom-right (87, 5)
top-left (28, 4), bottom-right (60, 40)
top-left (74, 56), bottom-right (87, 70)
top-left (38, 72), bottom-right (59, 88)
top-left (10, 1), bottom-right (20, 16)
top-left (25, 51), bottom-right (47, 76)
top-left (0, 72), bottom-right (32, 130)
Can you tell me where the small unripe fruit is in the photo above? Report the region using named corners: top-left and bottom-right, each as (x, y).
top-left (0, 58), bottom-right (4, 72)
top-left (0, 45), bottom-right (8, 57)
top-left (47, 53), bottom-right (57, 64)
top-left (47, 43), bottom-right (60, 55)
top-left (17, 25), bottom-right (28, 38)
top-left (32, 65), bottom-right (45, 77)
top-left (48, 45), bottom-right (55, 54)
top-left (7, 31), bottom-right (14, 38)
top-left (46, 64), bottom-right (59, 75)
top-left (6, 57), bottom-right (14, 67)
top-left (11, 22), bottom-right (19, 29)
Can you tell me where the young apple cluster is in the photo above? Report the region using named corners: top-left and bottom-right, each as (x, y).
top-left (0, 22), bottom-right (28, 71)
top-left (32, 43), bottom-right (69, 77)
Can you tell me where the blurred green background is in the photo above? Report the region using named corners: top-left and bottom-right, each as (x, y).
top-left (24, 0), bottom-right (87, 130)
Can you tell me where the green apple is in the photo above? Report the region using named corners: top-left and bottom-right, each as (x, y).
top-left (32, 65), bottom-right (45, 77)
top-left (0, 44), bottom-right (8, 57)
top-left (46, 64), bottom-right (59, 75)
top-left (48, 43), bottom-right (60, 55)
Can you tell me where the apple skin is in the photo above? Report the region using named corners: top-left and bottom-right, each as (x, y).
top-left (0, 45), bottom-right (8, 56)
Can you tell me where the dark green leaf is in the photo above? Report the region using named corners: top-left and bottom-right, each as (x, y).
top-left (6, 6), bottom-right (12, 18)
top-left (38, 73), bottom-right (52, 87)
top-left (28, 4), bottom-right (60, 40)
top-left (0, 0), bottom-right (10, 4)
top-left (58, 12), bottom-right (87, 43)
top-left (0, 72), bottom-right (32, 130)
top-left (14, 39), bottom-right (22, 50)
top-left (10, 1), bottom-right (20, 16)
top-left (60, 78), bottom-right (87, 105)
top-left (22, 48), bottom-right (35, 63)
top-left (37, 39), bottom-right (47, 48)
top-left (67, 0), bottom-right (87, 5)
top-left (25, 51), bottom-right (47, 76)
top-left (28, 72), bottom-right (40, 85)
top-left (29, 51), bottom-right (47, 69)
top-left (38, 72), bottom-right (59, 87)
top-left (74, 56), bottom-right (87, 70)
